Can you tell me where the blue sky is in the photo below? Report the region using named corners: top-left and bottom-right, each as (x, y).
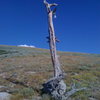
top-left (0, 0), bottom-right (100, 54)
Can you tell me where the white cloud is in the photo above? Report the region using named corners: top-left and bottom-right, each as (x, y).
top-left (18, 44), bottom-right (36, 48)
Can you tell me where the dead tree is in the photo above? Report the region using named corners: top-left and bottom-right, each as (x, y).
top-left (44, 0), bottom-right (63, 78)
top-left (42, 0), bottom-right (86, 100)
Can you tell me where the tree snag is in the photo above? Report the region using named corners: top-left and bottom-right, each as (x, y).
top-left (42, 0), bottom-right (86, 100)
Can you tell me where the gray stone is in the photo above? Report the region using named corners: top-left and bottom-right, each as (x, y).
top-left (89, 97), bottom-right (98, 100)
top-left (0, 92), bottom-right (11, 100)
top-left (32, 96), bottom-right (42, 100)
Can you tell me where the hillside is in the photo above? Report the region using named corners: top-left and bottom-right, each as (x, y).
top-left (0, 45), bottom-right (100, 100)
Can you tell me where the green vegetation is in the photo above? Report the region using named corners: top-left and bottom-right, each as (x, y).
top-left (0, 50), bottom-right (9, 55)
top-left (10, 88), bottom-right (34, 100)
top-left (0, 45), bottom-right (100, 100)
top-left (41, 94), bottom-right (54, 100)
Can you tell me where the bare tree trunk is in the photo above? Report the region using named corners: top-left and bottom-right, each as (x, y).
top-left (47, 3), bottom-right (62, 77)
top-left (42, 0), bottom-right (86, 100)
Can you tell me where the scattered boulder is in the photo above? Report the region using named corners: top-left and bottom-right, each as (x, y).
top-left (32, 96), bottom-right (42, 100)
top-left (0, 92), bottom-right (11, 100)
top-left (89, 97), bottom-right (98, 100)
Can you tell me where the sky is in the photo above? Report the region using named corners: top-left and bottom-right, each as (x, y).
top-left (0, 0), bottom-right (100, 54)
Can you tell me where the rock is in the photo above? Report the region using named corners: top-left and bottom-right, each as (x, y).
top-left (0, 86), bottom-right (6, 88)
top-left (26, 71), bottom-right (36, 74)
top-left (89, 97), bottom-right (98, 100)
top-left (32, 96), bottom-right (42, 100)
top-left (0, 92), bottom-right (11, 100)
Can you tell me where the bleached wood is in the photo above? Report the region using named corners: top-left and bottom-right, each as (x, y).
top-left (42, 0), bottom-right (86, 100)
top-left (44, 0), bottom-right (62, 77)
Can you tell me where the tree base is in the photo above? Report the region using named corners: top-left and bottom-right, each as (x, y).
top-left (42, 76), bottom-right (86, 100)
top-left (42, 76), bottom-right (66, 100)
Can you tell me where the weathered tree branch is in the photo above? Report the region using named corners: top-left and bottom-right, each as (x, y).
top-left (63, 84), bottom-right (86, 100)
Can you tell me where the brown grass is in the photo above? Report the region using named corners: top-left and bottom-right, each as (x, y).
top-left (0, 45), bottom-right (100, 100)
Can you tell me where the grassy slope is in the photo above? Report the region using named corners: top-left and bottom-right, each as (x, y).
top-left (0, 45), bottom-right (100, 100)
